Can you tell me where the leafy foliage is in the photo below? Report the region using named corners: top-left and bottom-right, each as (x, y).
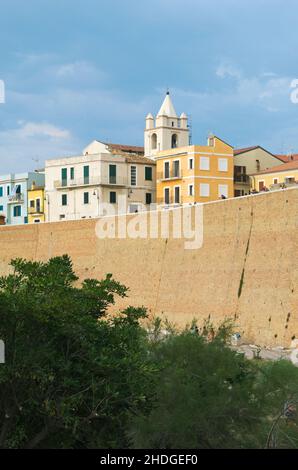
top-left (0, 256), bottom-right (155, 448)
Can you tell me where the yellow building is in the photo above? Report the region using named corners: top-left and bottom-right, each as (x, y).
top-left (251, 160), bottom-right (298, 192)
top-left (156, 135), bottom-right (234, 205)
top-left (28, 183), bottom-right (45, 223)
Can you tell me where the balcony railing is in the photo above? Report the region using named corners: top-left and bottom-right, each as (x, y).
top-left (157, 169), bottom-right (183, 181)
top-left (54, 175), bottom-right (127, 189)
top-left (156, 197), bottom-right (184, 206)
top-left (234, 174), bottom-right (249, 183)
top-left (28, 207), bottom-right (43, 214)
top-left (7, 193), bottom-right (24, 203)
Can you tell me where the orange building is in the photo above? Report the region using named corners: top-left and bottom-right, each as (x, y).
top-left (156, 134), bottom-right (234, 206)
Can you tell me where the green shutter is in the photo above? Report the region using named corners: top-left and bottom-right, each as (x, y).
top-left (61, 168), bottom-right (67, 186)
top-left (109, 165), bottom-right (117, 184)
top-left (70, 167), bottom-right (74, 180)
top-left (83, 166), bottom-right (89, 184)
top-left (145, 166), bottom-right (152, 181)
top-left (110, 191), bottom-right (116, 204)
top-left (84, 192), bottom-right (89, 204)
top-left (62, 194), bottom-right (67, 206)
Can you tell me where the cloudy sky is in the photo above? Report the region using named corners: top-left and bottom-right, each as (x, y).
top-left (1, 0), bottom-right (298, 173)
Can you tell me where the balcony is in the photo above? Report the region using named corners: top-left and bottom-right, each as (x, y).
top-left (28, 207), bottom-right (43, 215)
top-left (156, 197), bottom-right (184, 206)
top-left (54, 175), bottom-right (127, 189)
top-left (157, 169), bottom-right (183, 181)
top-left (7, 193), bottom-right (24, 204)
top-left (234, 174), bottom-right (250, 183)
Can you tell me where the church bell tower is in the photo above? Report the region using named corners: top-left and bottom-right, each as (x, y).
top-left (144, 91), bottom-right (189, 159)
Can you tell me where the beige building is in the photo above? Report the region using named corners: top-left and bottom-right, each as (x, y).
top-left (233, 146), bottom-right (284, 196)
top-left (45, 141), bottom-right (155, 222)
top-left (250, 160), bottom-right (298, 192)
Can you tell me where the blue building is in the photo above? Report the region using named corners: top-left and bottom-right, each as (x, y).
top-left (0, 172), bottom-right (45, 225)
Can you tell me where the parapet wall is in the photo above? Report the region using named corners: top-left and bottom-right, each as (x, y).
top-left (0, 188), bottom-right (297, 347)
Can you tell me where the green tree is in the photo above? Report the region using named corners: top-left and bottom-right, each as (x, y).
top-left (130, 322), bottom-right (298, 449)
top-left (0, 256), bottom-right (155, 448)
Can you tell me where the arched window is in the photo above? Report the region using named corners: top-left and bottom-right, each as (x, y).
top-left (151, 133), bottom-right (157, 150)
top-left (171, 134), bottom-right (178, 149)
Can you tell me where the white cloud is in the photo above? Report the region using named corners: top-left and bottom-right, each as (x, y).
top-left (12, 121), bottom-right (71, 139)
top-left (0, 122), bottom-right (77, 173)
top-left (216, 62), bottom-right (242, 80)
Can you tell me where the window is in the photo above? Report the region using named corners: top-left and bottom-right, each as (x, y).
top-left (146, 193), bottom-right (152, 205)
top-left (129, 204), bottom-right (139, 213)
top-left (0, 187), bottom-right (3, 197)
top-left (34, 219), bottom-right (41, 223)
top-left (36, 198), bottom-right (41, 212)
top-left (189, 184), bottom-right (194, 196)
top-left (109, 165), bottom-right (117, 184)
top-left (7, 186), bottom-right (10, 196)
top-left (173, 160), bottom-right (180, 177)
top-left (145, 166), bottom-right (152, 181)
top-left (15, 184), bottom-right (21, 194)
top-left (234, 189), bottom-right (245, 197)
top-left (273, 178), bottom-right (278, 184)
top-left (0, 205), bottom-right (3, 211)
top-left (30, 200), bottom-right (35, 208)
top-left (218, 158), bottom-right (228, 172)
top-left (171, 134), bottom-right (178, 149)
top-left (83, 192), bottom-right (89, 204)
top-left (218, 184), bottom-right (228, 198)
top-left (234, 166), bottom-right (247, 183)
top-left (200, 156), bottom-right (210, 170)
top-left (110, 191), bottom-right (116, 204)
top-left (13, 205), bottom-right (21, 217)
top-left (131, 166), bottom-right (137, 186)
top-left (151, 133), bottom-right (157, 150)
top-left (174, 186), bottom-right (180, 204)
top-left (62, 194), bottom-right (67, 206)
top-left (188, 158), bottom-right (194, 170)
top-left (164, 188), bottom-right (170, 205)
top-left (164, 162), bottom-right (170, 179)
top-left (83, 165), bottom-right (89, 184)
top-left (61, 168), bottom-right (67, 186)
top-left (200, 183), bottom-right (210, 197)
top-left (70, 167), bottom-right (74, 180)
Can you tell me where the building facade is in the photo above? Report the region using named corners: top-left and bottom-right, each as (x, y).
top-left (156, 135), bottom-right (234, 206)
top-left (250, 160), bottom-right (298, 192)
top-left (0, 172), bottom-right (45, 225)
top-left (144, 92), bottom-right (189, 159)
top-left (28, 183), bottom-right (46, 223)
top-left (233, 146), bottom-right (284, 196)
top-left (45, 141), bottom-right (156, 222)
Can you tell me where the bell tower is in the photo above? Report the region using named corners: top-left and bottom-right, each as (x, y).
top-left (144, 92), bottom-right (189, 159)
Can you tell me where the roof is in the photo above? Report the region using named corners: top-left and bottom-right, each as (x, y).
top-left (252, 160), bottom-right (298, 176)
top-left (103, 142), bottom-right (144, 155)
top-left (275, 153), bottom-right (298, 163)
top-left (124, 154), bottom-right (155, 165)
top-left (157, 92), bottom-right (178, 118)
top-left (234, 146), bottom-right (260, 156)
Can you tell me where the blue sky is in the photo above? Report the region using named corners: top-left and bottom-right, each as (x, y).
top-left (1, 0), bottom-right (298, 172)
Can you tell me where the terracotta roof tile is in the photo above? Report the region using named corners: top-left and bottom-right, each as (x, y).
top-left (252, 160), bottom-right (298, 175)
top-left (104, 142), bottom-right (144, 154)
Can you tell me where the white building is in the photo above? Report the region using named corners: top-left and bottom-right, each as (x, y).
top-left (45, 141), bottom-right (156, 222)
top-left (144, 91), bottom-right (190, 159)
